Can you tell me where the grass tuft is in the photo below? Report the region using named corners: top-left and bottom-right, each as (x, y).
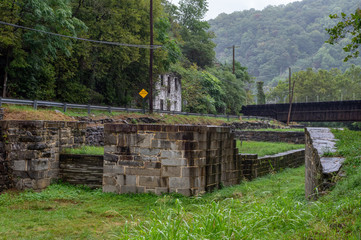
top-left (237, 140), bottom-right (305, 157)
top-left (61, 146), bottom-right (104, 155)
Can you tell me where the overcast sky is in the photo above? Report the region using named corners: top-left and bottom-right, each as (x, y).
top-left (169, 0), bottom-right (301, 20)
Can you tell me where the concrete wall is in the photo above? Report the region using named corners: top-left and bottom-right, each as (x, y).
top-left (0, 121), bottom-right (86, 191)
top-left (60, 154), bottom-right (103, 188)
top-left (305, 128), bottom-right (345, 200)
top-left (235, 130), bottom-right (305, 144)
top-left (103, 124), bottom-right (241, 196)
top-left (241, 149), bottom-right (305, 180)
top-left (154, 74), bottom-right (182, 112)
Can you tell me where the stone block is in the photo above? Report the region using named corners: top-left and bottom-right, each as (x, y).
top-left (160, 150), bottom-right (183, 159)
top-left (145, 162), bottom-right (161, 169)
top-left (151, 140), bottom-right (172, 149)
top-left (104, 146), bottom-right (117, 153)
top-left (103, 185), bottom-right (117, 193)
top-left (120, 185), bottom-right (137, 194)
top-left (104, 153), bottom-right (119, 162)
top-left (137, 134), bottom-right (153, 148)
top-left (125, 175), bottom-right (137, 186)
top-left (126, 168), bottom-right (161, 176)
top-left (181, 167), bottom-right (199, 178)
top-left (139, 148), bottom-right (160, 156)
top-left (161, 158), bottom-right (187, 167)
top-left (116, 175), bottom-right (125, 186)
top-left (104, 165), bottom-right (125, 174)
top-left (139, 176), bottom-right (161, 188)
top-left (169, 177), bottom-right (190, 189)
top-left (27, 143), bottom-right (48, 150)
top-left (103, 175), bottom-right (116, 185)
top-left (30, 159), bottom-right (49, 171)
top-left (13, 160), bottom-right (27, 171)
top-left (105, 133), bottom-right (118, 145)
top-left (36, 178), bottom-right (51, 189)
top-left (162, 166), bottom-right (181, 177)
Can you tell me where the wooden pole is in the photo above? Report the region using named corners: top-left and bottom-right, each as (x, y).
top-left (287, 78), bottom-right (296, 126)
top-left (289, 67), bottom-right (291, 103)
top-left (149, 0), bottom-right (154, 114)
top-left (233, 45), bottom-right (235, 74)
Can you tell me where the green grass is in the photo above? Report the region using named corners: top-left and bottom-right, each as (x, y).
top-left (237, 140), bottom-right (305, 156)
top-left (62, 146), bottom-right (104, 155)
top-left (252, 128), bottom-right (305, 132)
top-left (1, 130), bottom-right (360, 239)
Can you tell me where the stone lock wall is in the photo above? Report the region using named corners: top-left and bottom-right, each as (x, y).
top-left (59, 154), bottom-right (103, 188)
top-left (103, 124), bottom-right (241, 196)
top-left (241, 149), bottom-right (305, 180)
top-left (235, 130), bottom-right (305, 144)
top-left (305, 128), bottom-right (345, 200)
top-left (0, 121), bottom-right (86, 191)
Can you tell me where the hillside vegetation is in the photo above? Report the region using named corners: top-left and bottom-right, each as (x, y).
top-left (209, 0), bottom-right (361, 85)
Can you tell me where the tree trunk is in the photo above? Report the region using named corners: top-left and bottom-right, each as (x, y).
top-left (2, 49), bottom-right (10, 98)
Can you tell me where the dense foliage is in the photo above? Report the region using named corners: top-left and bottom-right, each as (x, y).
top-left (267, 65), bottom-right (361, 103)
top-left (0, 0), bottom-right (250, 114)
top-left (327, 8), bottom-right (361, 61)
top-left (209, 0), bottom-right (361, 85)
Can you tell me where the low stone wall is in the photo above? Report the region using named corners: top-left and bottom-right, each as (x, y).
top-left (60, 154), bottom-right (103, 188)
top-left (241, 149), bottom-right (305, 180)
top-left (86, 126), bottom-right (104, 146)
top-left (305, 128), bottom-right (345, 200)
top-left (235, 130), bottom-right (305, 144)
top-left (103, 124), bottom-right (241, 196)
top-left (0, 121), bottom-right (86, 191)
top-left (0, 141), bottom-right (11, 192)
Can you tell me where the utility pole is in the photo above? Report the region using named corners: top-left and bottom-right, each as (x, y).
top-left (289, 67), bottom-right (291, 103)
top-left (232, 45), bottom-right (235, 74)
top-left (226, 45), bottom-right (240, 74)
top-left (149, 0), bottom-right (154, 114)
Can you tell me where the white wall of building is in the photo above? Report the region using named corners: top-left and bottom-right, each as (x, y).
top-left (153, 74), bottom-right (182, 112)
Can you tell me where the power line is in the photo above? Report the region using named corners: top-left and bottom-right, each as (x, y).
top-left (0, 20), bottom-right (163, 49)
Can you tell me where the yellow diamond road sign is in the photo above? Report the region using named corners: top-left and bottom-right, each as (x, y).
top-left (139, 89), bottom-right (148, 98)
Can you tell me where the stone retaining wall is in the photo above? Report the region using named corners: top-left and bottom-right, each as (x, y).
top-left (60, 154), bottom-right (103, 188)
top-left (235, 130), bottom-right (305, 144)
top-left (0, 121), bottom-right (86, 191)
top-left (86, 126), bottom-right (104, 146)
top-left (103, 124), bottom-right (241, 196)
top-left (305, 128), bottom-right (345, 200)
top-left (241, 149), bottom-right (305, 180)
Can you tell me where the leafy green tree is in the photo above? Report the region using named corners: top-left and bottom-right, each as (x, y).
top-left (256, 82), bottom-right (266, 105)
top-left (326, 9), bottom-right (361, 61)
top-left (177, 0), bottom-right (216, 68)
top-left (0, 0), bottom-right (85, 99)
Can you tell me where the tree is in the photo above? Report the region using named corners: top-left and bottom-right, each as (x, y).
top-left (177, 0), bottom-right (216, 68)
top-left (326, 8), bottom-right (361, 61)
top-left (0, 0), bottom-right (86, 99)
top-left (256, 81), bottom-right (266, 104)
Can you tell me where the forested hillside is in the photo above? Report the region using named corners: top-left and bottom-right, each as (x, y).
top-left (209, 0), bottom-right (361, 85)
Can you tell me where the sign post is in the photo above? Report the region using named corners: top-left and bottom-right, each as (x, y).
top-left (139, 89), bottom-right (149, 114)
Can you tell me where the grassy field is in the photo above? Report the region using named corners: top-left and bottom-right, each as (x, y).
top-left (237, 140), bottom-right (305, 157)
top-left (61, 146), bottom-right (104, 155)
top-left (1, 128), bottom-right (360, 239)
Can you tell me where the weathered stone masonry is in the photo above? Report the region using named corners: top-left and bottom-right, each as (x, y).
top-left (235, 130), bottom-right (305, 144)
top-left (0, 121), bottom-right (86, 191)
top-left (103, 124), bottom-right (241, 196)
top-left (305, 128), bottom-right (345, 200)
top-left (241, 149), bottom-right (305, 180)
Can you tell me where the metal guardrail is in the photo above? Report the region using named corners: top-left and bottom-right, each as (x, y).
top-left (0, 97), bottom-right (273, 121)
